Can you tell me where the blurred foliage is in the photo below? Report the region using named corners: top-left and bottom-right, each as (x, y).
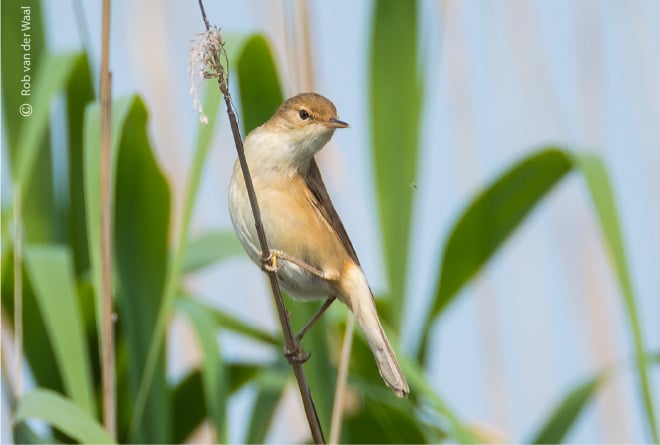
top-left (369, 0), bottom-right (423, 331)
top-left (1, 0), bottom-right (657, 443)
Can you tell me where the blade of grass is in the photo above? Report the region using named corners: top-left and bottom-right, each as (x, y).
top-left (369, 0), bottom-right (424, 330)
top-left (1, 0), bottom-right (47, 150)
top-left (180, 294), bottom-right (279, 346)
top-left (346, 378), bottom-right (435, 443)
top-left (530, 373), bottom-right (606, 444)
top-left (175, 298), bottom-right (228, 443)
top-left (350, 318), bottom-right (477, 443)
top-left (182, 230), bottom-right (243, 274)
top-left (1, 0), bottom-right (56, 245)
top-left (245, 370), bottom-right (289, 444)
top-left (170, 370), bottom-right (205, 444)
top-left (12, 53), bottom-right (83, 193)
top-left (23, 246), bottom-right (95, 415)
top-left (530, 353), bottom-right (660, 443)
top-left (65, 54), bottom-right (95, 275)
top-left (0, 252), bottom-right (64, 393)
top-left (171, 364), bottom-right (264, 443)
top-left (401, 356), bottom-right (478, 443)
top-left (10, 53), bottom-right (87, 246)
top-left (15, 389), bottom-right (115, 444)
top-left (573, 153), bottom-right (658, 442)
top-left (236, 34), bottom-right (284, 135)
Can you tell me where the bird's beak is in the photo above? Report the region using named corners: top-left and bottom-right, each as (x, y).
top-left (327, 118), bottom-right (349, 129)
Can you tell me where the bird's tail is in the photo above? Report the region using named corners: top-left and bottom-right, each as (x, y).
top-left (343, 264), bottom-right (409, 398)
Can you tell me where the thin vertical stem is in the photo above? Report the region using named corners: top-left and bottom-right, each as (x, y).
top-left (13, 187), bottom-right (23, 399)
top-left (220, 72), bottom-right (326, 445)
top-left (329, 314), bottom-right (355, 444)
top-left (100, 0), bottom-right (115, 437)
top-left (282, 0), bottom-right (300, 94)
top-left (196, 1), bottom-right (325, 442)
top-left (298, 0), bottom-right (315, 92)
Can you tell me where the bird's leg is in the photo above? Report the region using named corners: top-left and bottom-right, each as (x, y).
top-left (295, 296), bottom-right (337, 342)
top-left (261, 249), bottom-right (340, 281)
top-left (259, 251), bottom-right (338, 356)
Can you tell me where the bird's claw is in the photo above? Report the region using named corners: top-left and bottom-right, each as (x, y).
top-left (260, 251), bottom-right (283, 273)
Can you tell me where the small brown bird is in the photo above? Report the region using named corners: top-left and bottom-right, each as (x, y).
top-left (228, 92), bottom-right (409, 397)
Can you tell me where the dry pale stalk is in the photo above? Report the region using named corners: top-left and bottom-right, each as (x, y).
top-left (329, 314), bottom-right (355, 444)
top-left (99, 0), bottom-right (116, 437)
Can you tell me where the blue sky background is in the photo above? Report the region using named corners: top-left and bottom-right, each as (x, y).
top-left (3, 0), bottom-right (659, 442)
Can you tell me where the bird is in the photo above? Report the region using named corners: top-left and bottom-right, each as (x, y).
top-left (228, 92), bottom-right (409, 397)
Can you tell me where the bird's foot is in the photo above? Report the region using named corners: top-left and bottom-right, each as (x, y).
top-left (264, 250), bottom-right (337, 280)
top-left (260, 251), bottom-right (284, 273)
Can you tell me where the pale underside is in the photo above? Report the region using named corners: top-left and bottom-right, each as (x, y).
top-left (229, 158), bottom-right (359, 301)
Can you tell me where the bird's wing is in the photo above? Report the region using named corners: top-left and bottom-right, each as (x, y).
top-left (303, 158), bottom-right (361, 265)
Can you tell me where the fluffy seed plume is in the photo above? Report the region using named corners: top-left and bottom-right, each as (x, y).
top-left (189, 26), bottom-right (227, 124)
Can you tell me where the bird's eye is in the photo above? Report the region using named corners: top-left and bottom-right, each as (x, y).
top-left (299, 109), bottom-right (310, 120)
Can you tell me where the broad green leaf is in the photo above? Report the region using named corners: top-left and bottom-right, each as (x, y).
top-left (227, 364), bottom-right (263, 392)
top-left (171, 365), bottom-right (263, 443)
top-left (171, 371), bottom-right (204, 444)
top-left (112, 96), bottom-right (171, 443)
top-left (530, 354), bottom-right (660, 443)
top-left (245, 385), bottom-right (286, 444)
top-left (83, 96), bottom-right (134, 349)
top-left (236, 34), bottom-right (284, 134)
top-left (434, 148), bottom-right (572, 319)
top-left (1, 0), bottom-right (56, 244)
top-left (65, 54), bottom-right (95, 275)
top-left (182, 295), bottom-right (279, 346)
top-left (244, 368), bottom-right (291, 443)
top-left (420, 149), bottom-right (572, 358)
top-left (349, 321), bottom-right (476, 443)
top-left (130, 83), bottom-right (223, 435)
top-left (23, 246), bottom-right (95, 416)
top-left (369, 0), bottom-right (423, 330)
top-left (12, 53), bottom-right (83, 193)
top-left (345, 379), bottom-right (430, 444)
top-left (175, 298), bottom-right (228, 443)
top-left (402, 356), bottom-right (478, 444)
top-left (1, 255), bottom-right (64, 394)
top-left (1, 0), bottom-right (47, 149)
top-left (530, 374), bottom-right (605, 444)
top-left (573, 154), bottom-right (658, 442)
top-left (12, 422), bottom-right (50, 444)
top-left (182, 230), bottom-right (243, 273)
top-left (418, 146), bottom-right (656, 440)
top-left (15, 390), bottom-right (115, 445)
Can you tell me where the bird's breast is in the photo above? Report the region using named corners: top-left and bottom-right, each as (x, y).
top-left (228, 161), bottom-right (349, 300)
